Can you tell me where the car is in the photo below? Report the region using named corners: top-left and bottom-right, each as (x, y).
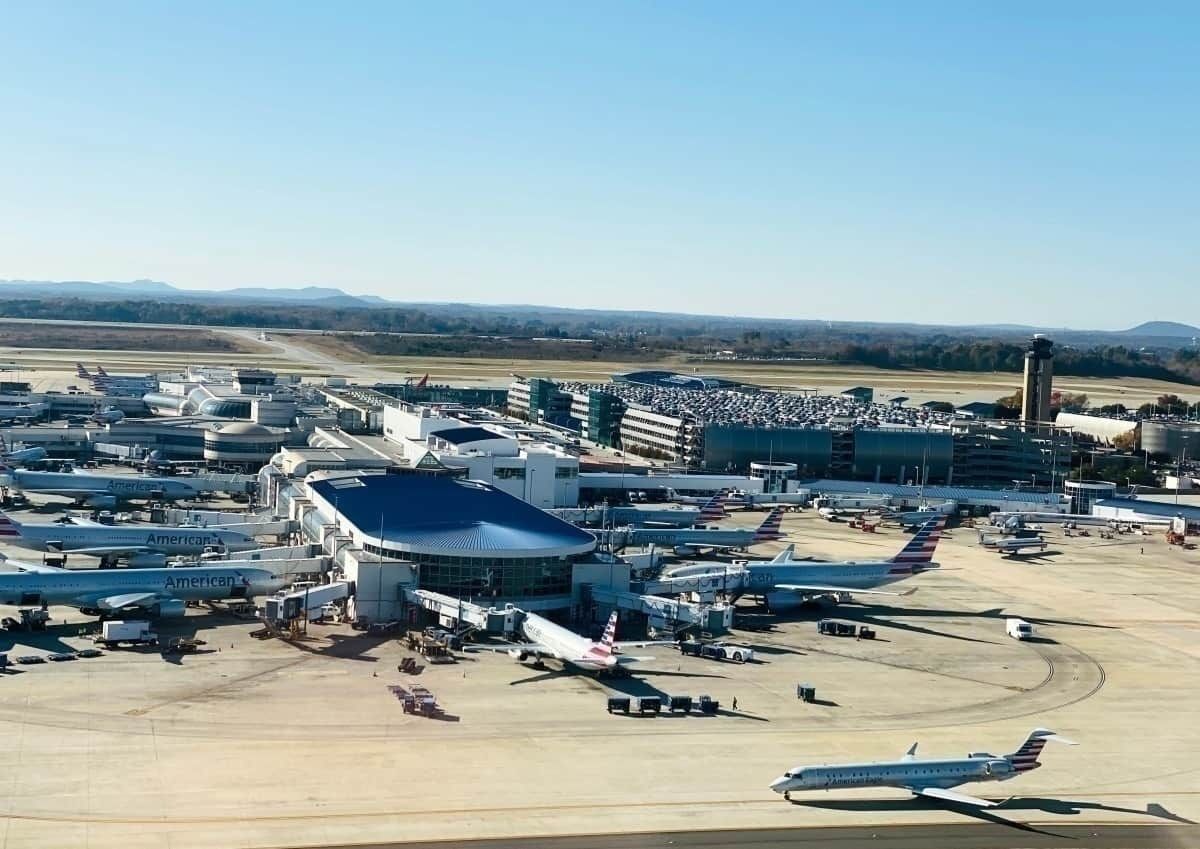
top-left (47, 652), bottom-right (78, 662)
top-left (76, 648), bottom-right (104, 659)
top-left (16, 655), bottom-right (45, 665)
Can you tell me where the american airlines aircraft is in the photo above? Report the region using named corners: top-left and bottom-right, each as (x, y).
top-left (4, 469), bottom-right (201, 508)
top-left (770, 728), bottom-right (1077, 807)
top-left (743, 517), bottom-right (947, 610)
top-left (0, 510), bottom-right (256, 564)
top-left (627, 507), bottom-right (785, 553)
top-left (472, 610), bottom-right (672, 673)
top-left (666, 490), bottom-right (730, 521)
top-left (0, 557), bottom-right (286, 617)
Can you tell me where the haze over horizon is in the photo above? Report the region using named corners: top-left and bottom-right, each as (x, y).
top-left (1, 3), bottom-right (1196, 327)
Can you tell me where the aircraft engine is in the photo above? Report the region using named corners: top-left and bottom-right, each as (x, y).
top-left (508, 649), bottom-right (530, 662)
top-left (672, 545), bottom-right (699, 557)
top-left (84, 494), bottom-right (118, 509)
top-left (128, 552), bottom-right (168, 568)
top-left (986, 759), bottom-right (1014, 777)
top-left (155, 599), bottom-right (187, 617)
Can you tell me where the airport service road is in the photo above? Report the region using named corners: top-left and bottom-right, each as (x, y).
top-left (0, 513), bottom-right (1197, 849)
top-left (316, 823), bottom-right (1200, 849)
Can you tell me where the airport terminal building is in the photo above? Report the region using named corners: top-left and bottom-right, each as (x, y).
top-left (307, 473), bottom-right (597, 604)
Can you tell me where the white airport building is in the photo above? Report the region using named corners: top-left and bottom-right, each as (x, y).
top-left (381, 402), bottom-right (580, 507)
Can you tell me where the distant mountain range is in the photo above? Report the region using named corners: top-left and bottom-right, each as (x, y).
top-left (0, 279), bottom-right (1197, 342)
top-left (0, 279), bottom-right (387, 309)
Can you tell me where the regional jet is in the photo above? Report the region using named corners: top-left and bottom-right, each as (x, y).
top-left (0, 510), bottom-right (256, 565)
top-left (4, 469), bottom-right (201, 508)
top-left (471, 610), bottom-right (672, 673)
top-left (770, 728), bottom-right (1076, 807)
top-left (0, 557), bottom-right (286, 617)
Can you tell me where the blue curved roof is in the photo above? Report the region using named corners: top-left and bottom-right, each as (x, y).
top-left (309, 474), bottom-right (596, 558)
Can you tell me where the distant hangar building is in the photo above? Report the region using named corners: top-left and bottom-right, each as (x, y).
top-left (307, 473), bottom-right (596, 603)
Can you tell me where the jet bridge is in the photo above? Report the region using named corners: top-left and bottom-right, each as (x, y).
top-left (636, 569), bottom-right (747, 602)
top-left (584, 586), bottom-right (732, 636)
top-left (402, 589), bottom-right (520, 635)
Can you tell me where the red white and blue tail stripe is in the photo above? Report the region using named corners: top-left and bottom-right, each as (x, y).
top-left (594, 610), bottom-right (618, 658)
top-left (889, 516), bottom-right (947, 568)
top-left (695, 492), bottom-right (728, 523)
top-left (754, 507), bottom-right (785, 541)
top-left (1006, 728), bottom-right (1075, 772)
top-left (0, 510), bottom-right (23, 538)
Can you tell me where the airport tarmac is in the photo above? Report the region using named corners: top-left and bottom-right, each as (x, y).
top-left (0, 511), bottom-right (1196, 849)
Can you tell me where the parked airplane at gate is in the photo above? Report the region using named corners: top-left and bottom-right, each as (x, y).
top-left (470, 610), bottom-right (672, 673)
top-left (0, 556), bottom-right (285, 617)
top-left (744, 516), bottom-right (947, 610)
top-left (770, 728), bottom-right (1076, 807)
top-left (0, 510), bottom-right (256, 563)
top-left (4, 468), bottom-right (201, 508)
top-left (666, 489), bottom-right (729, 520)
top-left (627, 507), bottom-right (784, 553)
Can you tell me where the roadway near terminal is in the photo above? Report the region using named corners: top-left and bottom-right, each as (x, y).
top-left (0, 511), bottom-right (1196, 849)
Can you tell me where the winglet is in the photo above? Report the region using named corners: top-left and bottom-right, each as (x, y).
top-left (771, 544), bottom-right (796, 564)
top-left (904, 742), bottom-right (918, 759)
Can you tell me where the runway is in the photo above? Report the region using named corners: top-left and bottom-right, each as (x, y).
top-left (314, 823), bottom-right (1200, 849)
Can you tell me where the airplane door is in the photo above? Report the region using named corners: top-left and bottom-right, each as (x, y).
top-left (228, 585), bottom-right (248, 599)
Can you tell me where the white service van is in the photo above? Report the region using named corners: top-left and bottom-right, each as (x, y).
top-left (1006, 618), bottom-right (1034, 640)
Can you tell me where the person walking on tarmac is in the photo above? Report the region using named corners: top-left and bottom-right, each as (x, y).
top-left (732, 697), bottom-right (739, 711)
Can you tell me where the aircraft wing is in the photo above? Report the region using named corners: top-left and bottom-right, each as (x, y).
top-left (12, 560), bottom-right (69, 573)
top-left (774, 583), bottom-right (917, 597)
top-left (612, 640), bottom-right (677, 650)
top-left (0, 554), bottom-right (67, 573)
top-left (911, 786), bottom-right (997, 807)
top-left (613, 655), bottom-right (655, 664)
top-left (93, 591), bottom-right (163, 611)
top-left (55, 545), bottom-right (154, 557)
top-left (22, 487), bottom-right (110, 498)
top-left (465, 643), bottom-right (546, 654)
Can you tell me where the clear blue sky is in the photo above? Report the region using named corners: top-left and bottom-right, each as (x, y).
top-left (1, 2), bottom-right (1196, 328)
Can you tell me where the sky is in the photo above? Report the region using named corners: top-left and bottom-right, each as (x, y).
top-left (0, 2), bottom-right (1196, 328)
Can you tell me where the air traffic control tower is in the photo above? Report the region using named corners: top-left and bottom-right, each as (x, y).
top-left (1021, 334), bottom-right (1055, 422)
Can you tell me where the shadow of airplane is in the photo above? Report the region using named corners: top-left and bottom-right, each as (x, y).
top-left (789, 796), bottom-right (1068, 838)
top-left (790, 793), bottom-right (1194, 834)
top-left (280, 631), bottom-right (391, 662)
top-left (0, 620), bottom-right (92, 655)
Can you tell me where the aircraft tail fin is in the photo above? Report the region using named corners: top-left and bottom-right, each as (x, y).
top-left (96, 365), bottom-right (109, 377)
top-left (696, 492), bottom-right (727, 523)
top-left (594, 610), bottom-right (618, 657)
top-left (75, 362), bottom-right (91, 378)
top-left (754, 507), bottom-right (785, 541)
top-left (0, 509), bottom-right (24, 538)
top-left (1006, 728), bottom-right (1077, 772)
top-left (770, 543), bottom-right (796, 563)
top-left (890, 516), bottom-right (947, 567)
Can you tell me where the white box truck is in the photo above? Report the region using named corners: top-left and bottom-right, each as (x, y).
top-left (1006, 618), bottom-right (1034, 640)
top-left (97, 620), bottom-right (159, 647)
